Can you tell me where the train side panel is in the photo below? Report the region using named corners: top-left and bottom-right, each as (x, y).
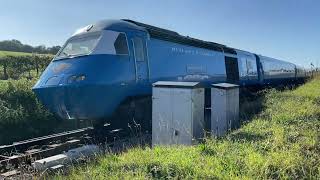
top-left (296, 66), bottom-right (306, 78)
top-left (258, 55), bottom-right (296, 85)
top-left (147, 38), bottom-right (227, 85)
top-left (236, 50), bottom-right (259, 86)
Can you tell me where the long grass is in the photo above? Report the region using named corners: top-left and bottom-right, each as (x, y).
top-left (56, 77), bottom-right (320, 179)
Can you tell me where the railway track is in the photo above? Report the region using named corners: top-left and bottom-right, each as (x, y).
top-left (0, 126), bottom-right (150, 179)
top-left (0, 127), bottom-right (95, 178)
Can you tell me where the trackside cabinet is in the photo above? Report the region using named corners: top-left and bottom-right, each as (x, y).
top-left (211, 83), bottom-right (239, 137)
top-left (152, 81), bottom-right (204, 146)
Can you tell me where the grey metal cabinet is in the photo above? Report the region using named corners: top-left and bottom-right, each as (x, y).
top-left (152, 81), bottom-right (204, 146)
top-left (211, 83), bottom-right (239, 137)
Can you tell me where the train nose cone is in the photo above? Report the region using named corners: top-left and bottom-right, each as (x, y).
top-left (33, 73), bottom-right (87, 119)
top-left (33, 85), bottom-right (94, 120)
top-left (33, 86), bottom-right (67, 119)
top-left (33, 82), bottom-right (122, 121)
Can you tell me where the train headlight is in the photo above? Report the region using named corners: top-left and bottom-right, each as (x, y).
top-left (67, 75), bottom-right (77, 84)
top-left (76, 75), bottom-right (86, 82)
top-left (67, 75), bottom-right (86, 83)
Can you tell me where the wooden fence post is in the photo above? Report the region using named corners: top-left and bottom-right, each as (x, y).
top-left (3, 59), bottom-right (8, 80)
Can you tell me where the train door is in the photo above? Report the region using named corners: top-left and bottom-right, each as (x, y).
top-left (225, 56), bottom-right (239, 83)
top-left (254, 54), bottom-right (264, 84)
top-left (132, 35), bottom-right (149, 82)
top-left (130, 34), bottom-right (152, 131)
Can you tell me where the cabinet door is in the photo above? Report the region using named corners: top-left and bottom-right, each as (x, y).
top-left (172, 88), bottom-right (192, 145)
top-left (152, 88), bottom-right (172, 145)
top-left (211, 88), bottom-right (227, 137)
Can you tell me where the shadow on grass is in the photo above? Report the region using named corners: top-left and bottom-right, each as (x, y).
top-left (239, 88), bottom-right (266, 124)
top-left (229, 131), bottom-right (266, 142)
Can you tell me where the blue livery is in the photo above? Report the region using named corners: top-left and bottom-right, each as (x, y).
top-left (32, 19), bottom-right (307, 130)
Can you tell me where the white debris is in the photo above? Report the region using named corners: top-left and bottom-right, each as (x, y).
top-left (50, 164), bottom-right (65, 170)
top-left (33, 154), bottom-right (68, 171)
top-left (33, 145), bottom-right (100, 171)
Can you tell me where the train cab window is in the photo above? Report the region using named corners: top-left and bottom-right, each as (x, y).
top-left (56, 34), bottom-right (101, 59)
top-left (98, 31), bottom-right (129, 56)
top-left (114, 33), bottom-right (129, 55)
top-left (132, 37), bottom-right (146, 61)
top-left (55, 30), bottom-right (130, 60)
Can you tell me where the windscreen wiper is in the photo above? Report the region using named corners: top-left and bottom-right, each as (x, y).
top-left (62, 52), bottom-right (70, 57)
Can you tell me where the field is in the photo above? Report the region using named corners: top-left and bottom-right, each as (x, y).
top-left (0, 50), bottom-right (33, 57)
top-left (57, 77), bottom-right (320, 179)
top-left (0, 51), bottom-right (53, 80)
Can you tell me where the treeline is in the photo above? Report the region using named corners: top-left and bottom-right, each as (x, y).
top-left (0, 55), bottom-right (53, 80)
top-left (0, 39), bottom-right (61, 54)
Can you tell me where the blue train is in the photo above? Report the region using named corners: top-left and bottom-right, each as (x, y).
top-left (32, 19), bottom-right (307, 130)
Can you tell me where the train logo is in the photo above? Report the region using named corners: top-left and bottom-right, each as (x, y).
top-left (52, 63), bottom-right (71, 74)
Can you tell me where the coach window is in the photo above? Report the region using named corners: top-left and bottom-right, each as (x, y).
top-left (132, 37), bottom-right (145, 61)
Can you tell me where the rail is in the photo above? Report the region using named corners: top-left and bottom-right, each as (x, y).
top-left (0, 127), bottom-right (94, 176)
top-left (0, 126), bottom-right (149, 178)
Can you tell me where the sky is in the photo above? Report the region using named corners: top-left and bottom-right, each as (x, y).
top-left (0, 0), bottom-right (319, 67)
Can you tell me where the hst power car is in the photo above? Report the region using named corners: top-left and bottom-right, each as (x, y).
top-left (32, 19), bottom-right (306, 130)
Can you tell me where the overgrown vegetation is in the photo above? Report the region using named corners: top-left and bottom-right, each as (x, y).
top-left (0, 79), bottom-right (80, 145)
top-left (59, 77), bottom-right (320, 179)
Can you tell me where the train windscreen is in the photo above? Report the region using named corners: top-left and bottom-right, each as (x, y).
top-left (55, 30), bottom-right (129, 60)
top-left (55, 34), bottom-right (101, 59)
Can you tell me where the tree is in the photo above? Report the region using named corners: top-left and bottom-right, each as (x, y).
top-left (47, 46), bottom-right (61, 55)
top-left (0, 39), bottom-right (61, 55)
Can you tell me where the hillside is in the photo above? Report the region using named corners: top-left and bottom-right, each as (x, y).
top-left (57, 77), bottom-right (320, 179)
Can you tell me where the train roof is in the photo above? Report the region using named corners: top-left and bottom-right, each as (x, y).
top-left (72, 19), bottom-right (146, 36)
top-left (122, 19), bottom-right (236, 54)
top-left (73, 19), bottom-right (298, 65)
top-left (79, 19), bottom-right (236, 54)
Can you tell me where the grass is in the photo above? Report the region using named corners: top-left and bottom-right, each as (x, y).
top-left (0, 50), bottom-right (33, 57)
top-left (0, 50), bottom-right (51, 57)
top-left (56, 78), bottom-right (320, 179)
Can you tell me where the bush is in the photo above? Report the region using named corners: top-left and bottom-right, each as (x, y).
top-left (0, 79), bottom-right (61, 144)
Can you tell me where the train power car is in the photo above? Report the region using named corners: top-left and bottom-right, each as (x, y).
top-left (32, 19), bottom-right (307, 130)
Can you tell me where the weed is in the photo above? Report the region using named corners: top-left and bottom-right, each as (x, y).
top-left (57, 77), bottom-right (320, 179)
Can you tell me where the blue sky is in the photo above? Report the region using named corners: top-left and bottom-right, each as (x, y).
top-left (0, 0), bottom-right (319, 67)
